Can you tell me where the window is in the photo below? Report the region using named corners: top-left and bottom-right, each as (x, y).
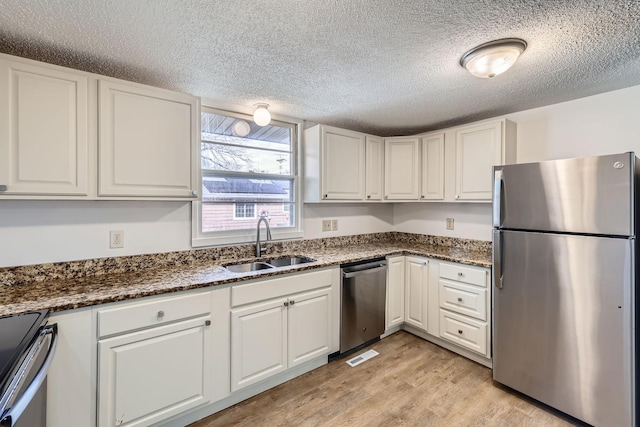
top-left (192, 106), bottom-right (302, 246)
top-left (233, 203), bottom-right (256, 219)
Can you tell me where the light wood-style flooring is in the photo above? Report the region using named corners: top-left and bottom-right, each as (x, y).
top-left (191, 331), bottom-right (584, 427)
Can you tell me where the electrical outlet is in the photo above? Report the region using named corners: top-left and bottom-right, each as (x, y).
top-left (322, 220), bottom-right (332, 232)
top-left (446, 218), bottom-right (455, 230)
top-left (331, 219), bottom-right (338, 231)
top-left (110, 230), bottom-right (124, 248)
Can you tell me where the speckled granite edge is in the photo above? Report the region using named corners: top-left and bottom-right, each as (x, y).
top-left (0, 232), bottom-right (490, 286)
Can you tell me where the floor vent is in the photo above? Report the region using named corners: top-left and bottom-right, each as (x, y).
top-left (346, 349), bottom-right (379, 367)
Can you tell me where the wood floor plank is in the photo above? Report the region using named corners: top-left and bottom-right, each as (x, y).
top-left (190, 331), bottom-right (586, 427)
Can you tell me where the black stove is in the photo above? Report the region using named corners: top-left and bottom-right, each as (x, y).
top-left (0, 311), bottom-right (48, 398)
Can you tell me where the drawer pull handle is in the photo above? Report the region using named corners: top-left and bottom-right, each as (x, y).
top-left (157, 310), bottom-right (165, 318)
top-left (458, 329), bottom-right (463, 335)
top-left (458, 272), bottom-right (464, 277)
top-left (457, 297), bottom-right (463, 302)
top-left (205, 320), bottom-right (211, 326)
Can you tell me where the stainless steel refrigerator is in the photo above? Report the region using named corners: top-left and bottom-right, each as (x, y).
top-left (492, 152), bottom-right (637, 427)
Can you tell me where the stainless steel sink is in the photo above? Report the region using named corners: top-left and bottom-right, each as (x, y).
top-left (266, 256), bottom-right (315, 267)
top-left (225, 262), bottom-right (274, 273)
top-left (225, 256), bottom-right (315, 273)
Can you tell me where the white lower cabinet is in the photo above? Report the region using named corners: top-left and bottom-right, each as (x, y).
top-left (96, 291), bottom-right (216, 427)
top-left (231, 287), bottom-right (331, 391)
top-left (230, 269), bottom-right (335, 392)
top-left (404, 257), bottom-right (428, 330)
top-left (231, 297), bottom-right (288, 391)
top-left (385, 256), bottom-right (405, 330)
top-left (437, 261), bottom-right (491, 358)
top-left (47, 308), bottom-right (95, 427)
top-left (388, 256), bottom-right (491, 361)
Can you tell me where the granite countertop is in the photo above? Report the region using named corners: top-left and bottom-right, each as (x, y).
top-left (0, 234), bottom-right (491, 317)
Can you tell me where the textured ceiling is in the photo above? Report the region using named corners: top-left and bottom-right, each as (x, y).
top-left (1, 1), bottom-right (639, 136)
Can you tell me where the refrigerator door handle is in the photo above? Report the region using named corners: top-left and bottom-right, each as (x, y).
top-left (493, 230), bottom-right (503, 289)
top-left (493, 169), bottom-right (503, 228)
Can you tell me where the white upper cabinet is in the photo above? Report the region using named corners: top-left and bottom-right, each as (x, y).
top-left (0, 58), bottom-right (89, 196)
top-left (98, 80), bottom-right (198, 198)
top-left (365, 135), bottom-right (384, 201)
top-left (304, 124), bottom-right (365, 201)
top-left (420, 133), bottom-right (445, 200)
top-left (384, 137), bottom-right (420, 200)
top-left (454, 119), bottom-right (516, 201)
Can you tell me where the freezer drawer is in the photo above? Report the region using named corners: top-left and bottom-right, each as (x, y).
top-left (493, 230), bottom-right (634, 427)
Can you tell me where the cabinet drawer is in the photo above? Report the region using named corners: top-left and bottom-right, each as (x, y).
top-left (98, 292), bottom-right (211, 338)
top-left (232, 268), bottom-right (333, 307)
top-left (439, 310), bottom-right (488, 356)
top-left (439, 279), bottom-right (487, 321)
top-left (439, 262), bottom-right (487, 287)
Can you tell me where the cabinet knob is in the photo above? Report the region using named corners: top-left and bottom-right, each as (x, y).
top-left (191, 190), bottom-right (197, 196)
top-left (157, 310), bottom-right (165, 318)
top-left (455, 194), bottom-right (460, 199)
top-left (458, 272), bottom-right (464, 277)
top-left (421, 195), bottom-right (425, 199)
top-left (290, 300), bottom-right (295, 305)
top-left (284, 301), bottom-right (289, 307)
top-left (422, 261), bottom-right (427, 266)
top-left (367, 195), bottom-right (371, 199)
top-left (458, 329), bottom-right (463, 335)
top-left (0, 185), bottom-right (6, 192)
top-left (323, 194), bottom-right (328, 199)
top-left (205, 320), bottom-right (211, 326)
top-left (457, 297), bottom-right (463, 302)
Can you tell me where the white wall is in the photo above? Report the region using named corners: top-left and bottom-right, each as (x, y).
top-left (394, 84), bottom-right (640, 241)
top-left (303, 203), bottom-right (394, 239)
top-left (393, 203), bottom-right (492, 241)
top-left (0, 201), bottom-right (192, 267)
top-left (4, 84), bottom-right (640, 267)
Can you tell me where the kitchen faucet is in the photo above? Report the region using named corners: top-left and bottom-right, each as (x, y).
top-left (255, 214), bottom-right (272, 257)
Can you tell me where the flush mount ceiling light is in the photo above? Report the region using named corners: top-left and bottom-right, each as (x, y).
top-left (253, 103), bottom-right (271, 126)
top-left (460, 38), bottom-right (527, 78)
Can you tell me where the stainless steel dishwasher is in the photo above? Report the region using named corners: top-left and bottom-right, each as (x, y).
top-left (340, 258), bottom-right (387, 354)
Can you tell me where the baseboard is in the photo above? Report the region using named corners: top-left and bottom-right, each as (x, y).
top-left (402, 324), bottom-right (493, 368)
top-left (155, 356), bottom-right (328, 427)
top-left (381, 325), bottom-right (401, 338)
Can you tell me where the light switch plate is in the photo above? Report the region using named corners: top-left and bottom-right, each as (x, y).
top-left (446, 218), bottom-right (455, 230)
top-left (331, 219), bottom-right (338, 231)
top-left (322, 220), bottom-right (332, 232)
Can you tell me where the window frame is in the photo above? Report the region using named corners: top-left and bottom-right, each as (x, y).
top-left (192, 104), bottom-right (303, 247)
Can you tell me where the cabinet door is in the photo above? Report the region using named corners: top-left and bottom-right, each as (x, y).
top-left (365, 135), bottom-right (384, 201)
top-left (0, 59), bottom-right (88, 196)
top-left (386, 256), bottom-right (405, 329)
top-left (321, 126), bottom-right (365, 200)
top-left (404, 257), bottom-right (428, 330)
top-left (288, 288), bottom-right (331, 368)
top-left (384, 138), bottom-right (420, 200)
top-left (98, 317), bottom-right (212, 427)
top-left (231, 298), bottom-right (288, 391)
top-left (98, 80), bottom-right (197, 198)
top-left (455, 121), bottom-right (502, 200)
top-left (421, 134), bottom-right (444, 200)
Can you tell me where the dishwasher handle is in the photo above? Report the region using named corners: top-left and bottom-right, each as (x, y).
top-left (342, 264), bottom-right (387, 279)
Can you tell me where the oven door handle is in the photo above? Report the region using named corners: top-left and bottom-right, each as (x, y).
top-left (0, 324), bottom-right (58, 427)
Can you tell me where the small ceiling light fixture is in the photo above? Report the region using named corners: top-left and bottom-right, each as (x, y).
top-left (460, 38), bottom-right (527, 78)
top-left (253, 103), bottom-right (271, 126)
